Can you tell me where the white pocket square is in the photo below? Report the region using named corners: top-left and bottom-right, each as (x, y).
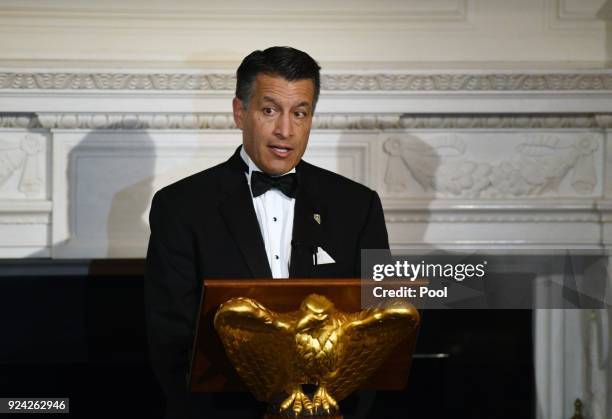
top-left (313, 246), bottom-right (335, 265)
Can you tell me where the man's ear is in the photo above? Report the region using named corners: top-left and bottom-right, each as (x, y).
top-left (232, 97), bottom-right (245, 130)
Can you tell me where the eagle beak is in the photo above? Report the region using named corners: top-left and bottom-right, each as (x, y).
top-left (296, 313), bottom-right (327, 331)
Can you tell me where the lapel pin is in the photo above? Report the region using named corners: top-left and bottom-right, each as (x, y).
top-left (313, 213), bottom-right (321, 225)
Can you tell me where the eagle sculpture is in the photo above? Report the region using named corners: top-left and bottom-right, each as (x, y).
top-left (214, 294), bottom-right (419, 416)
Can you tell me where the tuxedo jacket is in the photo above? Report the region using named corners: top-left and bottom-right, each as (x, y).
top-left (144, 146), bottom-right (389, 418)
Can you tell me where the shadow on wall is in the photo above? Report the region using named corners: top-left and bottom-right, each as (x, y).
top-left (65, 129), bottom-right (156, 259)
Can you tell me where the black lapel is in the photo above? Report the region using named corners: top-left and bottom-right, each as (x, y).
top-left (218, 147), bottom-right (272, 278)
top-left (289, 162), bottom-right (324, 278)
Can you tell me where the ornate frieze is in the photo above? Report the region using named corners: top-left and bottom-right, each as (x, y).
top-left (382, 133), bottom-right (602, 199)
top-left (0, 73), bottom-right (236, 91)
top-left (1, 113), bottom-right (606, 130)
top-left (314, 114), bottom-right (605, 130)
top-left (0, 72), bottom-right (611, 91)
top-left (323, 73), bottom-right (612, 91)
top-left (35, 113), bottom-right (236, 130)
top-left (0, 114), bottom-right (40, 128)
top-left (395, 114), bottom-right (602, 129)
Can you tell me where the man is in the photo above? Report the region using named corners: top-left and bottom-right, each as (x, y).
top-left (145, 46), bottom-right (389, 418)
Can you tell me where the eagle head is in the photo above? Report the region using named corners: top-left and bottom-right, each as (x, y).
top-left (296, 294), bottom-right (335, 332)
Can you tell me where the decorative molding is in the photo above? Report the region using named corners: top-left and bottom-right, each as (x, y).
top-left (382, 134), bottom-right (601, 199)
top-left (1, 72), bottom-right (612, 91)
top-left (36, 113), bottom-right (236, 130)
top-left (546, 0), bottom-right (607, 31)
top-left (0, 214), bottom-right (50, 224)
top-left (0, 1), bottom-right (468, 29)
top-left (323, 73), bottom-right (612, 91)
top-left (317, 114), bottom-right (606, 130)
top-left (594, 114), bottom-right (612, 128)
top-left (0, 114), bottom-right (40, 128)
top-left (0, 73), bottom-right (236, 91)
top-left (395, 114), bottom-right (604, 129)
top-left (1, 113), bottom-right (608, 130)
top-left (557, 0), bottom-right (607, 20)
top-left (0, 200), bottom-right (52, 213)
top-left (385, 213), bottom-right (600, 223)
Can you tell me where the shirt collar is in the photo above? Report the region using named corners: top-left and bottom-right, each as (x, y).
top-left (240, 146), bottom-right (296, 185)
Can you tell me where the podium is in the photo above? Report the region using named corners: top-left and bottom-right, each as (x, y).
top-left (189, 278), bottom-right (419, 416)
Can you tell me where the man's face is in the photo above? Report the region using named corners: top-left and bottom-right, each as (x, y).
top-left (233, 73), bottom-right (315, 175)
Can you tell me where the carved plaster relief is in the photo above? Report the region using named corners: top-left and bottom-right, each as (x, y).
top-left (381, 133), bottom-right (602, 199)
top-left (29, 113), bottom-right (611, 131)
top-left (602, 130), bottom-right (612, 200)
top-left (0, 133), bottom-right (46, 199)
top-left (2, 72), bottom-right (612, 91)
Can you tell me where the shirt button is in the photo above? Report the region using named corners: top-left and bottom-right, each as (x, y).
top-left (273, 217), bottom-right (277, 222)
top-left (275, 255), bottom-right (279, 260)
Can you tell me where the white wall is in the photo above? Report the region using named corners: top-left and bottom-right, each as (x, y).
top-left (0, 0), bottom-right (609, 69)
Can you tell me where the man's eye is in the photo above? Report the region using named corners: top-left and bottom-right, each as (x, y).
top-left (294, 111), bottom-right (307, 118)
top-left (263, 107), bottom-right (275, 115)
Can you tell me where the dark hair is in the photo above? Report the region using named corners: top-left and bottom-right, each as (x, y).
top-left (236, 46), bottom-right (321, 110)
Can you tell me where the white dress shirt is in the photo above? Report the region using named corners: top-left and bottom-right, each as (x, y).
top-left (241, 147), bottom-right (295, 278)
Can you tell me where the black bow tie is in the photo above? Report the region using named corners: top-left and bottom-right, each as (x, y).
top-left (250, 171), bottom-right (298, 198)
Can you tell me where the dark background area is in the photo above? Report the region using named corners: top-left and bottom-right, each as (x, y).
top-left (0, 267), bottom-right (533, 419)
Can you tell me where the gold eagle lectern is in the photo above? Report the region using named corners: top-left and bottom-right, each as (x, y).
top-left (214, 293), bottom-right (420, 418)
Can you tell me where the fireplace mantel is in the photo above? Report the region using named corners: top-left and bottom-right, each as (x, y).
top-left (0, 68), bottom-right (610, 419)
top-left (0, 69), bottom-right (611, 256)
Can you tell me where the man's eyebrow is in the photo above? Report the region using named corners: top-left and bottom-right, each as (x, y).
top-left (261, 96), bottom-right (311, 109)
top-left (262, 96), bottom-right (280, 107)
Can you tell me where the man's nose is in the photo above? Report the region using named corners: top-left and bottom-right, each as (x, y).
top-left (274, 113), bottom-right (293, 139)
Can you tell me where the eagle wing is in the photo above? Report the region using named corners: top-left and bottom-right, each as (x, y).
top-left (213, 297), bottom-right (298, 401)
top-left (326, 300), bottom-right (420, 400)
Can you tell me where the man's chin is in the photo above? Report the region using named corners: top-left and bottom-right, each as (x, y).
top-left (262, 162), bottom-right (297, 176)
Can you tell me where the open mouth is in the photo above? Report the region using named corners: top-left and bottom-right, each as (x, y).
top-left (268, 145), bottom-right (292, 158)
